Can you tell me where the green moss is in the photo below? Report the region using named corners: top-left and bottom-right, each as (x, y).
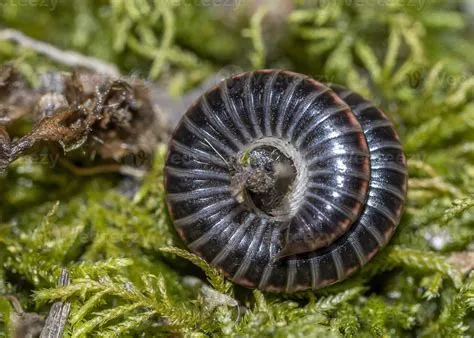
top-left (1, 0), bottom-right (473, 336)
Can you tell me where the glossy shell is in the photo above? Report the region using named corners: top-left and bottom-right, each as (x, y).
top-left (164, 70), bottom-right (408, 292)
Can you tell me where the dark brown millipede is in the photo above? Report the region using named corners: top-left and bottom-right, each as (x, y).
top-left (164, 70), bottom-right (408, 292)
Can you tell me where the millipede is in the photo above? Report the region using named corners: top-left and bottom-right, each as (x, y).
top-left (164, 69), bottom-right (408, 292)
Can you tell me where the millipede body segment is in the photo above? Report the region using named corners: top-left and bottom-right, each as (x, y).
top-left (164, 70), bottom-right (407, 292)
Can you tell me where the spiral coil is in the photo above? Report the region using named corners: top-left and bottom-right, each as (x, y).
top-left (164, 70), bottom-right (407, 292)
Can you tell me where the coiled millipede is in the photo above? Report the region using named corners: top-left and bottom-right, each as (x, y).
top-left (164, 70), bottom-right (408, 292)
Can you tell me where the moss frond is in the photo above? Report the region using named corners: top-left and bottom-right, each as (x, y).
top-left (0, 0), bottom-right (473, 336)
top-left (160, 247), bottom-right (233, 295)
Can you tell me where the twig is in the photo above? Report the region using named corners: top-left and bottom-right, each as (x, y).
top-left (58, 158), bottom-right (146, 178)
top-left (0, 29), bottom-right (120, 77)
top-left (40, 269), bottom-right (71, 338)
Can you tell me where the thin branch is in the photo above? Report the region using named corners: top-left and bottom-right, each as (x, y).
top-left (58, 158), bottom-right (146, 178)
top-left (0, 29), bottom-right (120, 77)
top-left (40, 269), bottom-right (72, 338)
